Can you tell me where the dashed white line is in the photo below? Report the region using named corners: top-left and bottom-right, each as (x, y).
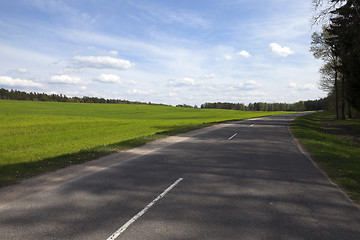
top-left (228, 133), bottom-right (238, 140)
top-left (106, 178), bottom-right (183, 240)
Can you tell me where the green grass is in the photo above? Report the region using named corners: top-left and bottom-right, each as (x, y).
top-left (291, 112), bottom-right (360, 204)
top-left (0, 100), bottom-right (290, 186)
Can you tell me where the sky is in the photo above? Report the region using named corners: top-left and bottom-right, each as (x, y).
top-left (0, 0), bottom-right (326, 106)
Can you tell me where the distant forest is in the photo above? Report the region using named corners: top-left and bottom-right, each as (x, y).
top-left (201, 100), bottom-right (325, 111)
top-left (0, 88), bottom-right (325, 111)
top-left (0, 88), bottom-right (167, 106)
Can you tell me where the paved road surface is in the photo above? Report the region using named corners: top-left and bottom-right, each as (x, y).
top-left (1, 113), bottom-right (359, 239)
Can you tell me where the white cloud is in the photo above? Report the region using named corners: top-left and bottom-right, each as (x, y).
top-left (289, 83), bottom-right (297, 88)
top-left (270, 43), bottom-right (294, 57)
top-left (0, 76), bottom-right (43, 88)
top-left (238, 50), bottom-right (251, 58)
top-left (95, 74), bottom-right (122, 84)
top-left (240, 90), bottom-right (268, 98)
top-left (50, 75), bottom-right (82, 84)
top-left (127, 89), bottom-right (153, 95)
top-left (17, 68), bottom-right (28, 73)
top-left (203, 73), bottom-right (216, 79)
top-left (229, 80), bottom-right (261, 91)
top-left (73, 56), bottom-right (134, 70)
top-left (0, 1), bottom-right (324, 106)
top-left (244, 80), bottom-right (260, 89)
top-left (168, 92), bottom-right (177, 97)
top-left (288, 82), bottom-right (316, 91)
top-left (129, 2), bottom-right (210, 29)
top-left (169, 77), bottom-right (195, 87)
top-left (170, 11), bottom-right (210, 29)
top-left (125, 80), bottom-right (137, 85)
top-left (224, 55), bottom-right (233, 60)
top-left (109, 50), bottom-right (118, 56)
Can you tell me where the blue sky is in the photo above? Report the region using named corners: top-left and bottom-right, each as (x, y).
top-left (0, 0), bottom-right (325, 106)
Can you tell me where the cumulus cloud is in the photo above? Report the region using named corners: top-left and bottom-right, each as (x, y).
top-left (73, 56), bottom-right (134, 70)
top-left (125, 80), bottom-right (137, 85)
top-left (224, 55), bottom-right (233, 60)
top-left (229, 80), bottom-right (260, 91)
top-left (169, 77), bottom-right (196, 87)
top-left (50, 75), bottom-right (82, 84)
top-left (238, 90), bottom-right (267, 97)
top-left (109, 50), bottom-right (118, 56)
top-left (202, 73), bottom-right (216, 79)
top-left (270, 43), bottom-right (294, 57)
top-left (288, 82), bottom-right (316, 91)
top-left (17, 68), bottom-right (28, 73)
top-left (95, 74), bottom-right (122, 84)
top-left (238, 50), bottom-right (251, 58)
top-left (127, 89), bottom-right (153, 95)
top-left (168, 92), bottom-right (177, 97)
top-left (0, 76), bottom-right (43, 88)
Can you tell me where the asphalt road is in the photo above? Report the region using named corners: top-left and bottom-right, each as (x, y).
top-left (1, 113), bottom-right (360, 239)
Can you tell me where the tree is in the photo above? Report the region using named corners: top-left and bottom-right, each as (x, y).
top-left (328, 0), bottom-right (360, 111)
top-left (310, 26), bottom-right (342, 118)
top-left (319, 62), bottom-right (336, 92)
top-left (312, 0), bottom-right (347, 23)
top-left (313, 0), bottom-right (360, 116)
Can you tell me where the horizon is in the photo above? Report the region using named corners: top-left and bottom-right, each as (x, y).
top-left (0, 87), bottom-right (324, 107)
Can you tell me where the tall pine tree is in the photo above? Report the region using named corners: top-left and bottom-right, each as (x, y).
top-left (328, 0), bottom-right (360, 111)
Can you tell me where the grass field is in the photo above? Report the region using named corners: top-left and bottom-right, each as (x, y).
top-left (0, 100), bottom-right (290, 186)
top-left (291, 112), bottom-right (360, 204)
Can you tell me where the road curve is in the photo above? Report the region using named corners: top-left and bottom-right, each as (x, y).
top-left (0, 113), bottom-right (359, 239)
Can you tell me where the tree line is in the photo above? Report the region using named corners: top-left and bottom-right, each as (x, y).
top-left (311, 0), bottom-right (360, 118)
top-left (0, 88), bottom-right (168, 106)
top-left (1, 87), bottom-right (326, 111)
top-left (201, 99), bottom-right (326, 111)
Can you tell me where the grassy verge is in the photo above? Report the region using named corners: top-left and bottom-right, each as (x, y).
top-left (291, 112), bottom-right (360, 204)
top-left (0, 100), bottom-right (292, 187)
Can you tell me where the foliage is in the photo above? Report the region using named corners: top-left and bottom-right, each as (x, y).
top-left (312, 0), bottom-right (347, 23)
top-left (312, 0), bottom-right (360, 114)
top-left (176, 104), bottom-right (194, 108)
top-left (318, 62), bottom-right (336, 92)
top-left (1, 87), bottom-right (326, 112)
top-left (328, 0), bottom-right (360, 111)
top-left (201, 99), bottom-right (326, 111)
top-left (0, 88), bottom-right (168, 106)
top-left (310, 25), bottom-right (343, 119)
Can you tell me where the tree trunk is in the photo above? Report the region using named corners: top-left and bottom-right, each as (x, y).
top-left (341, 75), bottom-right (346, 119)
top-left (335, 69), bottom-right (339, 119)
top-left (348, 100), bottom-right (352, 118)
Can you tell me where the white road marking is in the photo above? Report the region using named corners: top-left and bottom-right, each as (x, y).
top-left (106, 178), bottom-right (183, 240)
top-left (228, 133), bottom-right (238, 140)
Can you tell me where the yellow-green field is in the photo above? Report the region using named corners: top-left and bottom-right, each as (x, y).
top-left (0, 100), bottom-right (289, 186)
